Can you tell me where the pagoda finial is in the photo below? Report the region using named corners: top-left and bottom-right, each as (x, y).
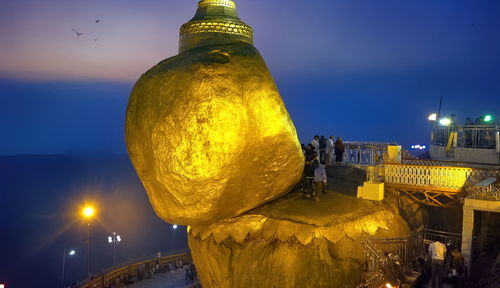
top-left (197, 0), bottom-right (236, 9)
top-left (179, 0), bottom-right (253, 53)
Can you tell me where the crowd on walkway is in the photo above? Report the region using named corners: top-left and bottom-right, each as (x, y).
top-left (301, 135), bottom-right (345, 201)
top-left (302, 135), bottom-right (345, 167)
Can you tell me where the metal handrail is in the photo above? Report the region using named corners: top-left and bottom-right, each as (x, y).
top-left (79, 252), bottom-right (192, 288)
top-left (342, 142), bottom-right (395, 166)
top-left (431, 124), bottom-right (498, 149)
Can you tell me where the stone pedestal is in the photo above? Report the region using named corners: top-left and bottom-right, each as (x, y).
top-left (189, 186), bottom-right (409, 288)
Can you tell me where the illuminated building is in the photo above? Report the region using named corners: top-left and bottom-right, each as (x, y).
top-left (430, 115), bottom-right (499, 164)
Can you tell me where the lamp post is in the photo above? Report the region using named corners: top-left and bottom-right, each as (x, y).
top-left (107, 232), bottom-right (122, 266)
top-left (61, 249), bottom-right (76, 288)
top-left (82, 205), bottom-right (95, 277)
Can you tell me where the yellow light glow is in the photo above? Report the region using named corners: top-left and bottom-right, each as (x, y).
top-left (428, 113), bottom-right (437, 121)
top-left (82, 206), bottom-right (95, 218)
top-left (385, 283), bottom-right (394, 288)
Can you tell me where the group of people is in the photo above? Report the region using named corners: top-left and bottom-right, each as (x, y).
top-left (303, 135), bottom-right (345, 166)
top-left (428, 240), bottom-right (466, 288)
top-left (301, 135), bottom-right (345, 201)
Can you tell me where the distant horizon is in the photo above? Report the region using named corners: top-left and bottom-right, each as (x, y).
top-left (1, 0), bottom-right (498, 156)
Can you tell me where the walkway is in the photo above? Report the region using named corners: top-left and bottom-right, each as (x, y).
top-left (127, 268), bottom-right (198, 288)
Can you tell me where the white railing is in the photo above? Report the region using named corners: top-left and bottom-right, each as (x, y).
top-left (383, 164), bottom-right (475, 192)
top-left (343, 142), bottom-right (395, 166)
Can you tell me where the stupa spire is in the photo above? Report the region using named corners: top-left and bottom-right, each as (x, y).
top-left (179, 0), bottom-right (253, 53)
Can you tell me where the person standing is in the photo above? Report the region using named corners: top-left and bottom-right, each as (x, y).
top-left (428, 240), bottom-right (447, 288)
top-left (319, 135), bottom-right (327, 162)
top-left (313, 160), bottom-right (327, 201)
top-left (304, 154), bottom-right (318, 198)
top-left (334, 137), bottom-right (345, 165)
top-left (450, 248), bottom-right (465, 288)
top-left (311, 135), bottom-right (320, 159)
top-left (325, 136), bottom-right (335, 166)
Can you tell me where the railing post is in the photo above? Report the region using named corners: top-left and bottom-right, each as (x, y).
top-left (496, 131), bottom-right (500, 153)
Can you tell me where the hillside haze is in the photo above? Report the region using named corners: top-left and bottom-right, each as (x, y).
top-left (0, 154), bottom-right (187, 288)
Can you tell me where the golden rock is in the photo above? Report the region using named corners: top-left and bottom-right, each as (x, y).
top-left (125, 0), bottom-right (304, 225)
top-left (188, 168), bottom-right (412, 287)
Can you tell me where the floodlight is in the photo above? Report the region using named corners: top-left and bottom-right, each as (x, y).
top-left (82, 206), bottom-right (95, 218)
top-left (172, 224), bottom-right (178, 229)
top-left (484, 115), bottom-right (493, 122)
top-left (69, 250), bottom-right (76, 256)
top-left (439, 118), bottom-right (451, 126)
top-left (108, 236), bottom-right (113, 243)
top-left (428, 113), bottom-right (437, 121)
top-left (116, 235), bottom-right (122, 242)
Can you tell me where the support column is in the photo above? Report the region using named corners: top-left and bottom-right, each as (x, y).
top-left (461, 206), bottom-right (474, 276)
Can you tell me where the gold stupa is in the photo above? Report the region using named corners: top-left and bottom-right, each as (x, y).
top-left (179, 0), bottom-right (253, 53)
top-left (125, 0), bottom-right (304, 225)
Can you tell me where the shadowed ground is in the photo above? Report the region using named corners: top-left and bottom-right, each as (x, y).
top-left (127, 268), bottom-right (198, 288)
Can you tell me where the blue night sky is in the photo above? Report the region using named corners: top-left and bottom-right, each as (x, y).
top-left (1, 0), bottom-right (499, 155)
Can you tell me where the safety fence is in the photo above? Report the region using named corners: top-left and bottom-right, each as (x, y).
top-left (79, 252), bottom-right (192, 288)
top-left (431, 124), bottom-right (498, 149)
top-left (359, 227), bottom-right (462, 288)
top-left (366, 163), bottom-right (500, 206)
top-left (359, 227), bottom-right (424, 288)
top-left (383, 164), bottom-right (475, 192)
top-left (343, 142), bottom-right (395, 166)
top-left (402, 159), bottom-right (500, 170)
top-left (422, 228), bottom-right (462, 247)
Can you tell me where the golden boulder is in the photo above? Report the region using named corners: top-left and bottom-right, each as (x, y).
top-left (125, 0), bottom-right (304, 225)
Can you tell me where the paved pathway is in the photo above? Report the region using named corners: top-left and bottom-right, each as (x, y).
top-left (127, 268), bottom-right (198, 288)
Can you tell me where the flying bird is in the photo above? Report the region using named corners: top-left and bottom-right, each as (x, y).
top-left (72, 29), bottom-right (84, 37)
top-left (96, 19), bottom-right (100, 23)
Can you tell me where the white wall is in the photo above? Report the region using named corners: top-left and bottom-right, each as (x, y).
top-left (430, 145), bottom-right (500, 165)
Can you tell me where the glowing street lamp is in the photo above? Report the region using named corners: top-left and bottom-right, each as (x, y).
top-left (0, 283), bottom-right (5, 288)
top-left (82, 206), bottom-right (94, 218)
top-left (428, 113), bottom-right (437, 121)
top-left (82, 205), bottom-right (96, 277)
top-left (439, 118), bottom-right (451, 126)
top-left (107, 232), bottom-right (122, 266)
top-left (172, 224), bottom-right (178, 230)
top-left (62, 249), bottom-right (76, 288)
top-left (484, 115), bottom-right (493, 122)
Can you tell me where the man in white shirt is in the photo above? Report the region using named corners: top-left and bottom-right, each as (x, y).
top-left (311, 136), bottom-right (320, 159)
top-left (325, 136), bottom-right (335, 166)
top-left (428, 241), bottom-right (447, 288)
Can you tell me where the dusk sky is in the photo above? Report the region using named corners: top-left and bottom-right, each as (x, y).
top-left (1, 0), bottom-right (499, 155)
